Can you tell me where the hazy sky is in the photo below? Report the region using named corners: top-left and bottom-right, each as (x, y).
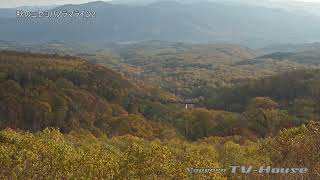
top-left (1, 0), bottom-right (320, 8)
top-left (0, 0), bottom-right (109, 8)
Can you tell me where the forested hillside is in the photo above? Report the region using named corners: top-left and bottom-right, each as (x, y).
top-left (0, 51), bottom-right (179, 139)
top-left (82, 41), bottom-right (316, 100)
top-left (202, 69), bottom-right (320, 116)
top-left (257, 50), bottom-right (320, 65)
top-left (1, 122), bottom-right (319, 179)
top-left (2, 41), bottom-right (317, 99)
top-left (1, 50), bottom-right (315, 138)
top-left (1, 0), bottom-right (320, 178)
top-left (0, 48), bottom-right (319, 178)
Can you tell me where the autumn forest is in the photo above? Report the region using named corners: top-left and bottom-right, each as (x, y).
top-left (0, 40), bottom-right (320, 179)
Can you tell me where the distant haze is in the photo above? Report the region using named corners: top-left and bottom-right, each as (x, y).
top-left (1, 0), bottom-right (320, 8)
top-left (1, 0), bottom-right (320, 48)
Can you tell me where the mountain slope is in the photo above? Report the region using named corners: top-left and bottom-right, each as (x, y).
top-left (0, 50), bottom-right (178, 138)
top-left (258, 42), bottom-right (320, 54)
top-left (82, 41), bottom-right (314, 99)
top-left (257, 50), bottom-right (320, 65)
top-left (202, 69), bottom-right (320, 118)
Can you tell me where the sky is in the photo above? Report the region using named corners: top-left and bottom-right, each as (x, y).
top-left (1, 0), bottom-right (320, 8)
top-left (0, 0), bottom-right (109, 8)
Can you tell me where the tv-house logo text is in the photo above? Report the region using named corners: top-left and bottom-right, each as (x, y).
top-left (188, 166), bottom-right (308, 174)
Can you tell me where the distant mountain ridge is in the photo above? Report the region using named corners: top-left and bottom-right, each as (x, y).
top-left (258, 42), bottom-right (320, 54)
top-left (0, 1), bottom-right (320, 47)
